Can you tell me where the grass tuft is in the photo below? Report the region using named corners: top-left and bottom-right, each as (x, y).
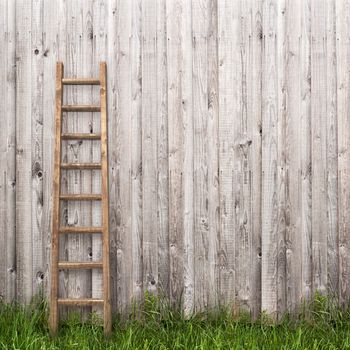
top-left (1, 294), bottom-right (350, 349)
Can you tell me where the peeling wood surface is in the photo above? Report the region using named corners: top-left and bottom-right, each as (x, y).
top-left (1, 0), bottom-right (349, 316)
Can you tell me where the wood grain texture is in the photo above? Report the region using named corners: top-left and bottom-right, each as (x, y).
top-left (0, 0), bottom-right (16, 302)
top-left (3, 0), bottom-right (350, 319)
top-left (326, 0), bottom-right (338, 299)
top-left (108, 0), bottom-right (133, 313)
top-left (192, 0), bottom-right (215, 312)
top-left (300, 0), bottom-right (312, 303)
top-left (284, 0), bottom-right (301, 314)
top-left (65, 0), bottom-right (94, 319)
top-left (130, 0), bottom-right (143, 305)
top-left (92, 0), bottom-right (107, 314)
top-left (311, 0), bottom-right (327, 296)
top-left (142, 0), bottom-right (158, 295)
top-left (218, 0), bottom-right (236, 310)
top-left (261, 0), bottom-right (279, 318)
top-left (336, 0), bottom-right (350, 307)
top-left (15, 0), bottom-right (33, 303)
top-left (156, 0), bottom-right (169, 301)
top-left (166, 0), bottom-right (194, 312)
top-left (247, 0), bottom-right (263, 318)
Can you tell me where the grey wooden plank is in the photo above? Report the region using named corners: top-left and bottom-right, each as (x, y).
top-left (246, 0), bottom-right (263, 318)
top-left (15, 0), bottom-right (33, 304)
top-left (234, 0), bottom-right (255, 314)
top-left (192, 0), bottom-right (208, 312)
top-left (284, 0), bottom-right (302, 314)
top-left (91, 0), bottom-right (107, 314)
top-left (218, 0), bottom-right (236, 310)
top-left (207, 0), bottom-right (220, 310)
top-left (261, 0), bottom-right (280, 318)
top-left (336, 0), bottom-right (350, 307)
top-left (130, 0), bottom-right (143, 305)
top-left (142, 0), bottom-right (158, 295)
top-left (276, 0), bottom-right (286, 318)
top-left (166, 0), bottom-right (194, 312)
top-left (0, 0), bottom-right (16, 302)
top-left (156, 0), bottom-right (169, 301)
top-left (326, 0), bottom-right (339, 300)
top-left (193, 0), bottom-right (218, 312)
top-left (65, 0), bottom-right (94, 318)
top-left (181, 0), bottom-right (195, 315)
top-left (32, 0), bottom-right (44, 298)
top-left (311, 0), bottom-right (328, 295)
top-left (300, 0), bottom-right (312, 304)
top-left (108, 0), bottom-right (133, 313)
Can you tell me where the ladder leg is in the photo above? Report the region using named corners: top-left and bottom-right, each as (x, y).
top-left (100, 62), bottom-right (112, 335)
top-left (49, 62), bottom-right (63, 336)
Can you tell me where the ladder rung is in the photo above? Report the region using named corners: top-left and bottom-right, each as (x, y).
top-left (58, 298), bottom-right (104, 306)
top-left (60, 194), bottom-right (102, 201)
top-left (61, 163), bottom-right (101, 170)
top-left (62, 78), bottom-right (100, 85)
top-left (58, 261), bottom-right (103, 269)
top-left (62, 133), bottom-right (101, 140)
top-left (62, 105), bottom-right (101, 112)
top-left (59, 226), bottom-right (103, 234)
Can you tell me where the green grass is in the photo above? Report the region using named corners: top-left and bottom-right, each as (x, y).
top-left (1, 294), bottom-right (350, 350)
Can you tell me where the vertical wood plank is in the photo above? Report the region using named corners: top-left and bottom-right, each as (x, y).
top-left (108, 0), bottom-right (132, 313)
top-left (247, 0), bottom-right (263, 317)
top-left (42, 0), bottom-right (67, 315)
top-left (234, 0), bottom-right (259, 314)
top-left (15, 0), bottom-right (33, 304)
top-left (192, 0), bottom-right (210, 312)
top-left (300, 0), bottom-right (312, 303)
top-left (218, 0), bottom-right (235, 309)
top-left (336, 0), bottom-right (350, 307)
top-left (130, 0), bottom-right (143, 304)
top-left (65, 0), bottom-right (94, 317)
top-left (32, 0), bottom-right (45, 297)
top-left (142, 0), bottom-right (158, 294)
top-left (276, 0), bottom-right (287, 318)
top-left (166, 0), bottom-right (194, 312)
top-left (207, 0), bottom-right (220, 310)
top-left (326, 0), bottom-right (338, 299)
top-left (91, 0), bottom-right (107, 314)
top-left (261, 0), bottom-right (280, 317)
top-left (192, 0), bottom-right (219, 311)
top-left (156, 0), bottom-right (169, 299)
top-left (0, 0), bottom-right (16, 302)
top-left (311, 0), bottom-right (327, 295)
top-left (284, 0), bottom-right (302, 314)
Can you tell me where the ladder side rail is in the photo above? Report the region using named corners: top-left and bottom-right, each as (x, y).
top-left (100, 62), bottom-right (112, 335)
top-left (49, 62), bottom-right (64, 336)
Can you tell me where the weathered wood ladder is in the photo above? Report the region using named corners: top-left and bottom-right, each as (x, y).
top-left (49, 62), bottom-right (111, 336)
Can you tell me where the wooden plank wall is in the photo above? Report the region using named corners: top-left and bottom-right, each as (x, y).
top-left (1, 0), bottom-right (349, 318)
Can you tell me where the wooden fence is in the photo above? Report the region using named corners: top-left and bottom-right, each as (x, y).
top-left (1, 0), bottom-right (349, 318)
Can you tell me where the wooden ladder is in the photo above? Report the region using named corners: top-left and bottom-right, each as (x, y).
top-left (49, 62), bottom-right (111, 336)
